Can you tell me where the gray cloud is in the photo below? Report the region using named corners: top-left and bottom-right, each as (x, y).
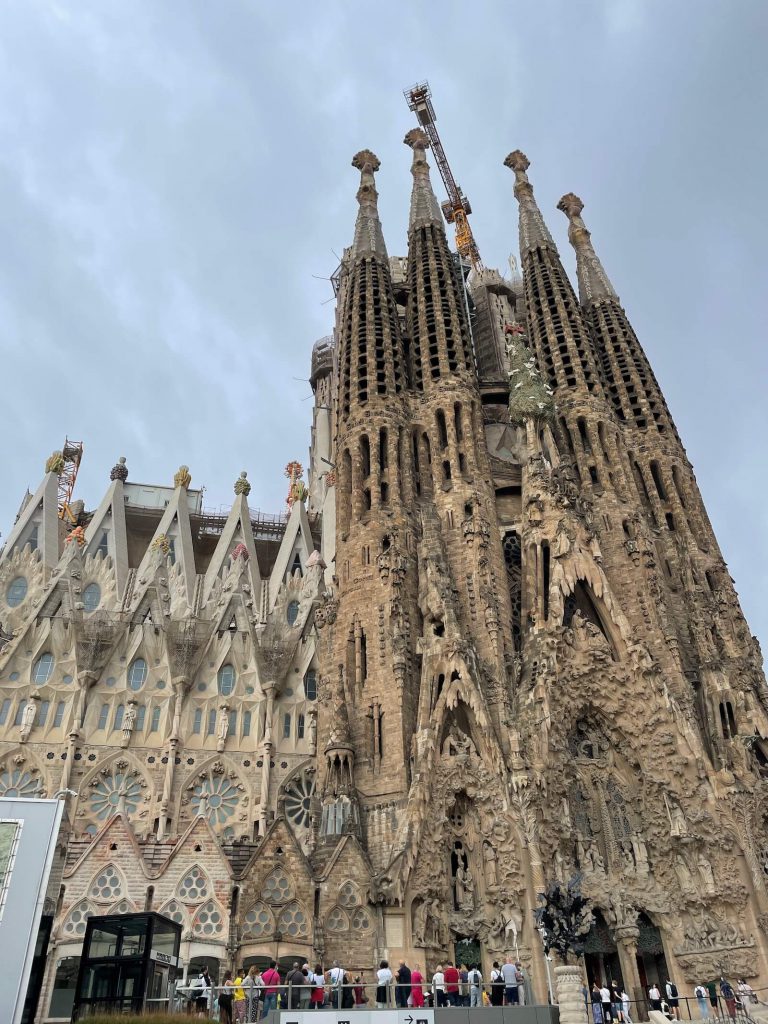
top-left (1, 0), bottom-right (766, 645)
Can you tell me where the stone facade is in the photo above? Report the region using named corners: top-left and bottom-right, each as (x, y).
top-left (2, 135), bottom-right (767, 1020)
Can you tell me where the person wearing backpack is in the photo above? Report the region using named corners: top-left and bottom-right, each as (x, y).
top-left (695, 983), bottom-right (709, 1019)
top-left (665, 979), bottom-right (681, 1020)
top-left (490, 962), bottom-right (504, 1007)
top-left (469, 965), bottom-right (483, 1007)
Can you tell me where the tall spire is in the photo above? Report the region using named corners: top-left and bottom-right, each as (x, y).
top-left (404, 128), bottom-right (443, 230)
top-left (503, 150), bottom-right (603, 400)
top-left (350, 149), bottom-right (387, 260)
top-left (504, 150), bottom-right (557, 256)
top-left (557, 193), bottom-right (618, 305)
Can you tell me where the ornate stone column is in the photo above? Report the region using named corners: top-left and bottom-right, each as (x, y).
top-left (554, 964), bottom-right (588, 1024)
top-left (614, 924), bottom-right (643, 1005)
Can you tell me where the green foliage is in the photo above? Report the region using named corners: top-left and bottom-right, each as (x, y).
top-left (505, 324), bottom-right (554, 426)
top-left (535, 873), bottom-right (593, 964)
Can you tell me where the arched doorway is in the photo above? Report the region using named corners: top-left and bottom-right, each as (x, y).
top-left (584, 910), bottom-right (622, 988)
top-left (636, 913), bottom-right (668, 990)
top-left (455, 937), bottom-right (481, 976)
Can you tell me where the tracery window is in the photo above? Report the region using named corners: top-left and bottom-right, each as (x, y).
top-left (242, 902), bottom-right (274, 938)
top-left (277, 901), bottom-right (309, 938)
top-left (63, 900), bottom-right (95, 937)
top-left (128, 658), bottom-right (148, 691)
top-left (262, 869), bottom-right (294, 904)
top-left (287, 600), bottom-right (300, 626)
top-left (338, 881), bottom-right (359, 908)
top-left (218, 664), bottom-right (235, 696)
top-left (351, 907), bottom-right (372, 931)
top-left (177, 866), bottom-right (210, 903)
top-left (83, 583), bottom-right (101, 612)
top-left (159, 900), bottom-right (186, 927)
top-left (89, 865), bottom-right (124, 903)
top-left (326, 906), bottom-right (349, 932)
top-left (193, 900), bottom-right (224, 936)
top-left (6, 577), bottom-right (27, 607)
top-left (33, 653), bottom-right (54, 684)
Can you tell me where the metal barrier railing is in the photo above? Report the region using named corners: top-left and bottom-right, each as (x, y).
top-left (133, 979), bottom-right (766, 1020)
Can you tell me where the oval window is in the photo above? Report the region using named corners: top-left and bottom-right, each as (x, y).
top-left (217, 664), bottom-right (235, 697)
top-left (6, 577), bottom-right (28, 608)
top-left (83, 583), bottom-right (101, 612)
top-left (286, 600), bottom-right (300, 627)
top-left (127, 658), bottom-right (148, 691)
top-left (33, 653), bottom-right (54, 684)
top-left (303, 669), bottom-right (317, 701)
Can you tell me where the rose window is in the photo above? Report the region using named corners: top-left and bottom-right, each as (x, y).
top-left (243, 902), bottom-right (274, 938)
top-left (177, 866), bottom-right (210, 903)
top-left (326, 907), bottom-right (348, 932)
top-left (352, 908), bottom-right (372, 931)
top-left (338, 881), bottom-right (359, 908)
top-left (0, 768), bottom-right (41, 798)
top-left (191, 775), bottom-right (239, 825)
top-left (283, 774), bottom-right (315, 830)
top-left (89, 771), bottom-right (142, 820)
top-left (262, 869), bottom-right (293, 904)
top-left (89, 866), bottom-right (124, 902)
top-left (277, 901), bottom-right (308, 938)
top-left (193, 900), bottom-right (224, 936)
top-left (63, 901), bottom-right (95, 936)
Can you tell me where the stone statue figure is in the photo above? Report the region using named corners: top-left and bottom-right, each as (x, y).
top-left (412, 899), bottom-right (429, 946)
top-left (307, 709), bottom-right (318, 754)
top-left (697, 852), bottom-right (716, 895)
top-left (455, 863), bottom-right (474, 910)
top-left (483, 841), bottom-right (499, 888)
top-left (674, 853), bottom-right (695, 894)
top-left (631, 832), bottom-right (650, 875)
top-left (216, 705), bottom-right (230, 752)
top-left (122, 702), bottom-right (137, 743)
top-left (666, 794), bottom-right (687, 837)
top-left (20, 699), bottom-right (37, 741)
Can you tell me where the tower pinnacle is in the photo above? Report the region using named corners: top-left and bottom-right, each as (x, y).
top-left (350, 149), bottom-right (387, 260)
top-left (404, 128), bottom-right (443, 230)
top-left (557, 192), bottom-right (618, 305)
top-left (504, 150), bottom-right (557, 256)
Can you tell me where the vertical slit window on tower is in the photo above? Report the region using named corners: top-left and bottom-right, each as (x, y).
top-left (437, 409), bottom-right (448, 451)
top-left (649, 460), bottom-right (667, 500)
top-left (542, 541), bottom-right (550, 622)
top-left (454, 403), bottom-right (464, 441)
top-left (360, 435), bottom-right (371, 478)
top-left (283, 713), bottom-right (291, 739)
top-left (379, 428), bottom-right (388, 470)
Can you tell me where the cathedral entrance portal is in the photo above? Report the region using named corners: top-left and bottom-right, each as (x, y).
top-left (584, 911), bottom-right (621, 988)
top-left (455, 936), bottom-right (481, 972)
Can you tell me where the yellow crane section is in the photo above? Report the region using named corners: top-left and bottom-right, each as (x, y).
top-left (404, 81), bottom-right (483, 272)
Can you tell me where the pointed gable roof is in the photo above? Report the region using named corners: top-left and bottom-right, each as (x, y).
top-left (84, 475), bottom-right (130, 597)
top-left (134, 479), bottom-right (196, 608)
top-left (268, 501), bottom-right (314, 612)
top-left (0, 471), bottom-right (60, 568)
top-left (203, 491), bottom-right (261, 603)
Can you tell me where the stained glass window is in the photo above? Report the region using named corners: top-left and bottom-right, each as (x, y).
top-left (283, 774), bottom-right (315, 830)
top-left (191, 776), bottom-right (240, 826)
top-left (277, 901), bottom-right (308, 938)
top-left (193, 900), bottom-right (224, 936)
top-left (6, 577), bottom-right (27, 608)
top-left (0, 768), bottom-right (41, 798)
top-left (33, 653), bottom-right (54, 684)
top-left (89, 865), bottom-right (124, 902)
top-left (243, 902), bottom-right (274, 938)
top-left (177, 866), bottom-right (210, 903)
top-left (262, 869), bottom-right (294, 904)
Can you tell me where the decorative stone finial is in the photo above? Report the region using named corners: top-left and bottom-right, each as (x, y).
top-left (504, 150), bottom-right (530, 174)
top-left (65, 526), bottom-right (86, 547)
top-left (404, 128), bottom-right (430, 152)
top-left (285, 462), bottom-right (307, 507)
top-left (351, 149), bottom-right (380, 173)
top-left (234, 471), bottom-right (251, 497)
top-left (231, 542), bottom-right (249, 562)
top-left (503, 150), bottom-right (557, 256)
top-left (45, 451), bottom-right (65, 475)
top-left (151, 533), bottom-right (170, 555)
top-left (174, 465), bottom-right (191, 489)
top-left (557, 192), bottom-right (584, 219)
top-left (110, 456), bottom-right (128, 483)
top-left (557, 193), bottom-right (618, 304)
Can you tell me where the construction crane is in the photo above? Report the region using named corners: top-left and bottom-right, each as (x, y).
top-left (404, 81), bottom-right (483, 272)
top-left (57, 438), bottom-right (84, 523)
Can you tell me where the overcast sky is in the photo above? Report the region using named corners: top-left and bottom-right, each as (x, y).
top-left (1, 0), bottom-right (766, 646)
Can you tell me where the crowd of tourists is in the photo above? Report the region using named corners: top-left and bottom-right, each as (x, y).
top-left (587, 977), bottom-right (758, 1023)
top-left (187, 956), bottom-right (529, 1019)
top-left (188, 961), bottom-right (758, 1021)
